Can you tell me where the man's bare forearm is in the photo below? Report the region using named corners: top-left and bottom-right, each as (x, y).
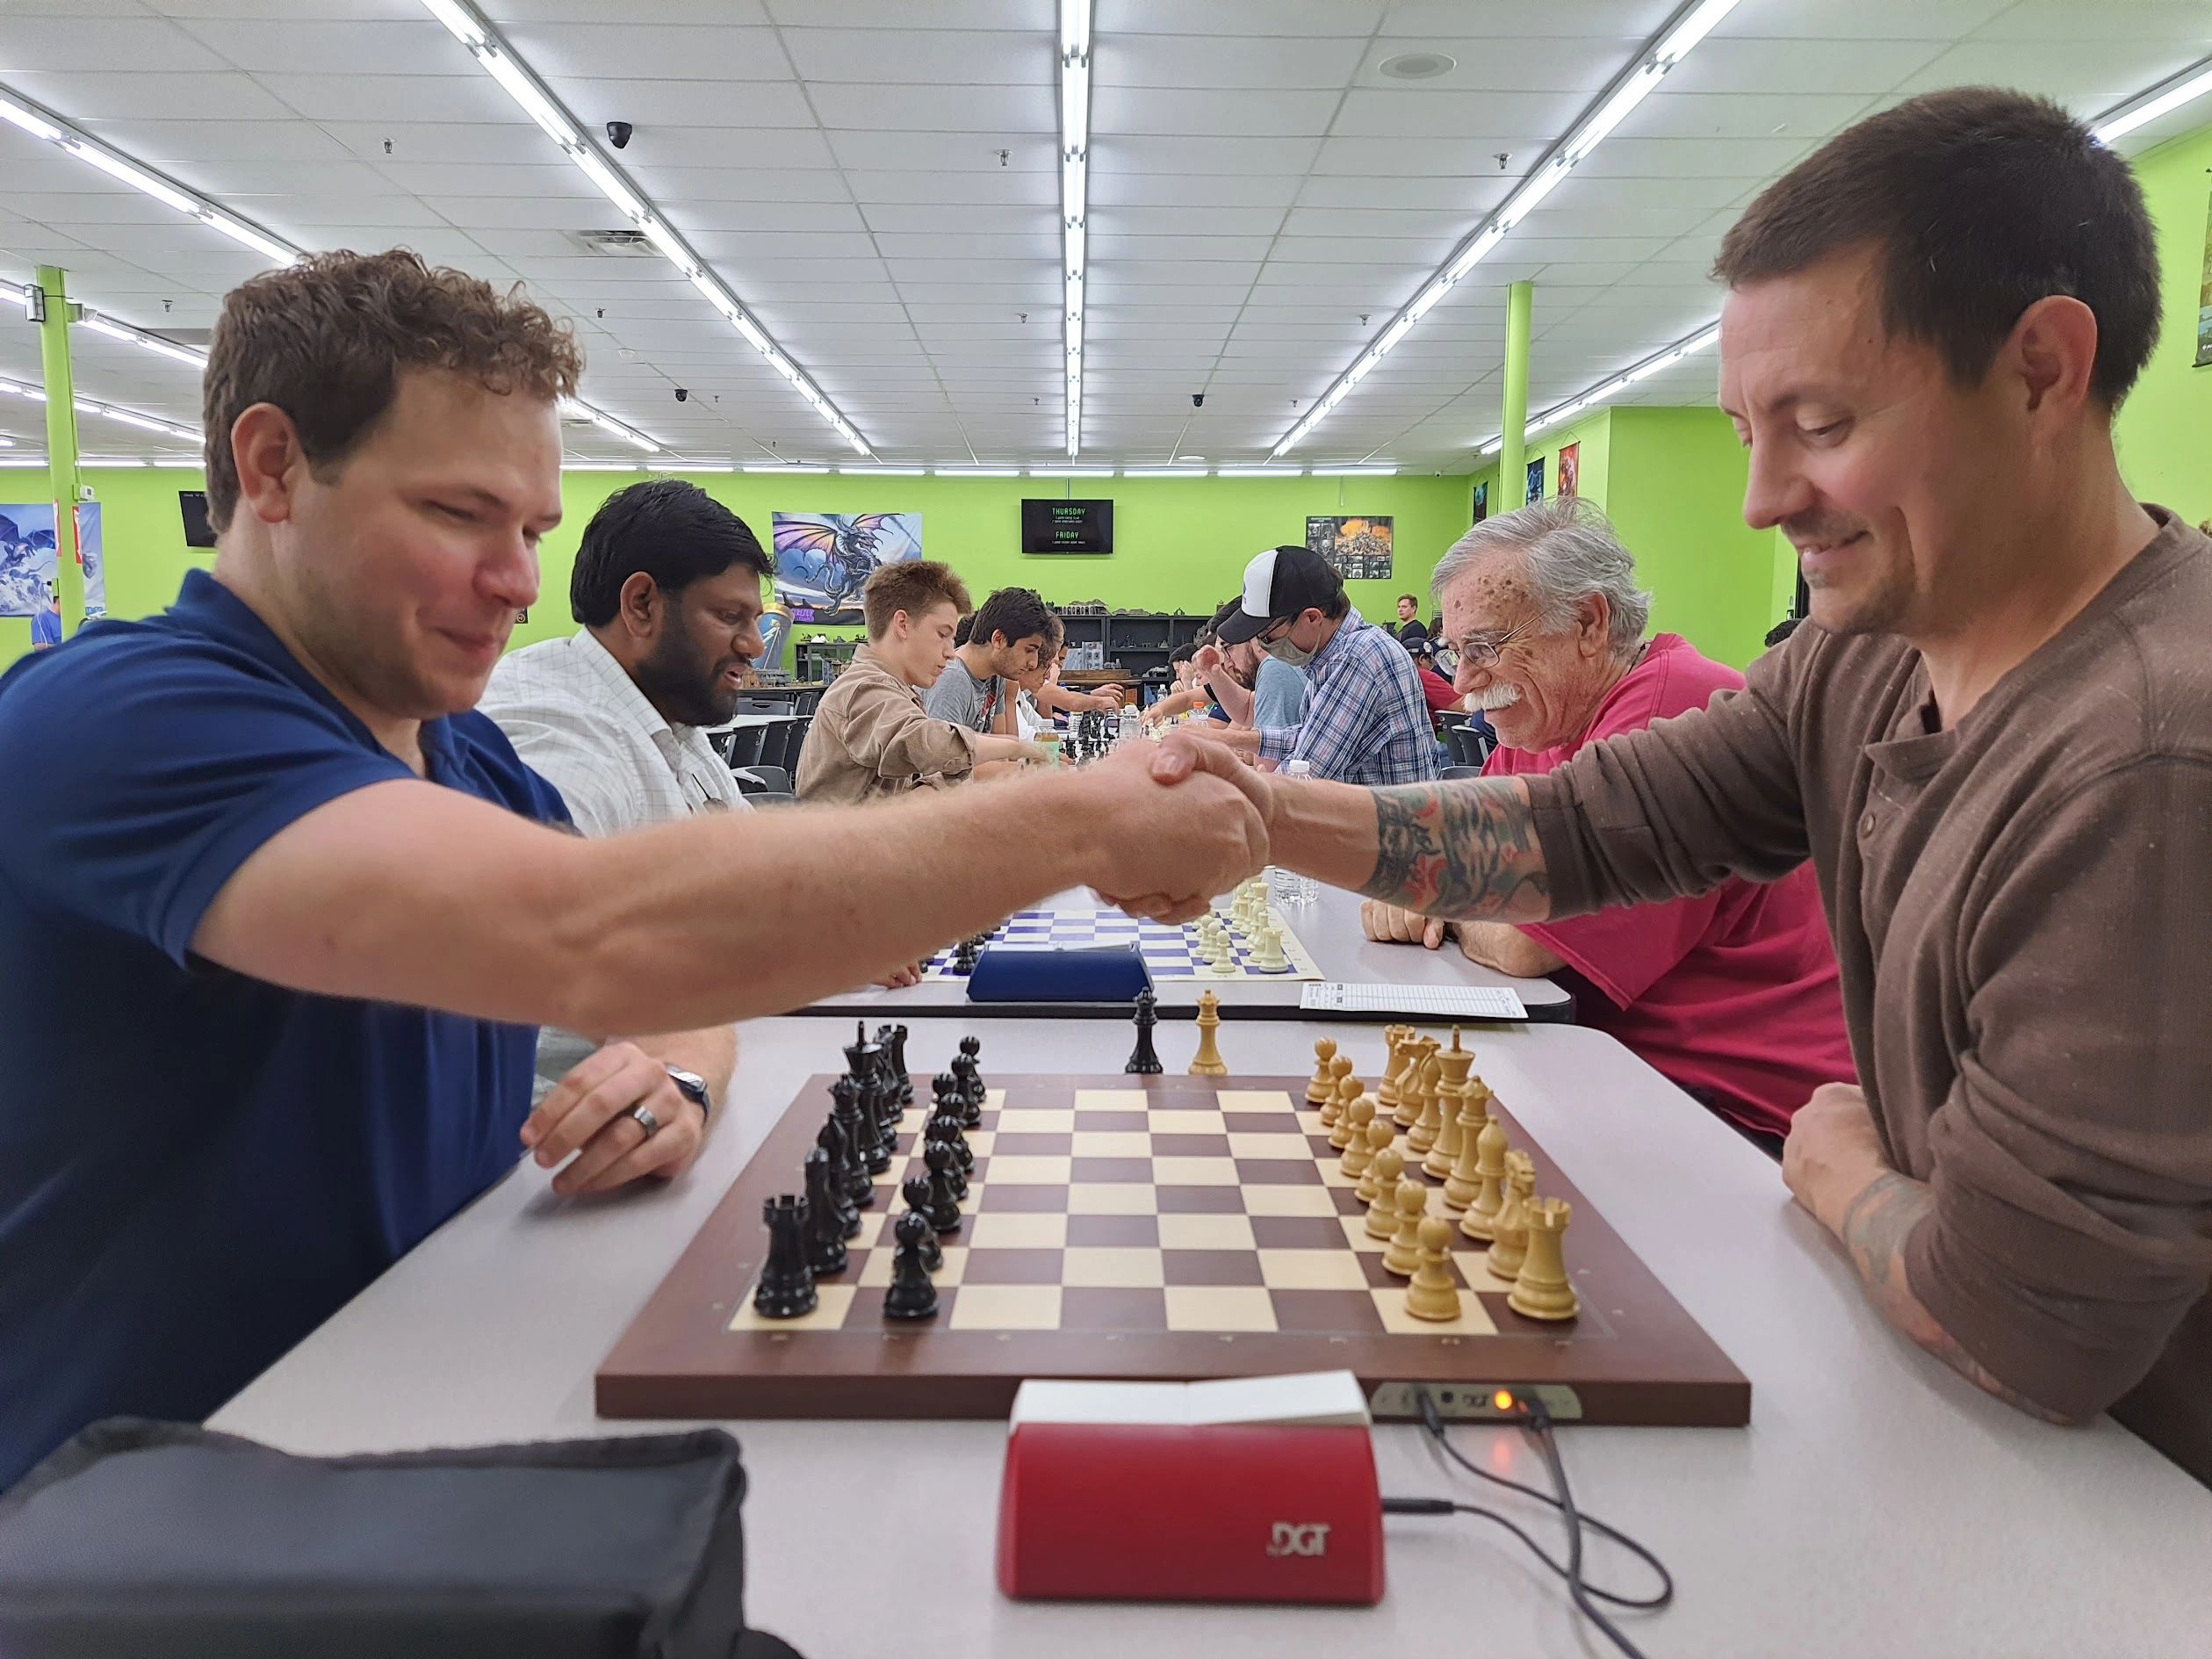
top-left (1453, 919), bottom-right (1567, 978)
top-left (1206, 667), bottom-right (1256, 726)
top-left (1835, 1172), bottom-right (2076, 1424)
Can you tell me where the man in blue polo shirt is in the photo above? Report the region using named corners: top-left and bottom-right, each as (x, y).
top-left (0, 251), bottom-right (1268, 1489)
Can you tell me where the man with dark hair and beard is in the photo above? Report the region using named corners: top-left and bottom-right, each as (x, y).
top-left (480, 477), bottom-right (766, 1112)
top-left (482, 477), bottom-right (767, 834)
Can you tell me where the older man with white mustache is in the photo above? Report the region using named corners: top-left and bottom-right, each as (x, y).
top-left (1363, 496), bottom-right (1854, 1150)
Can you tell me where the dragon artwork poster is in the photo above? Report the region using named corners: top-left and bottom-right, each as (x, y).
top-left (1304, 514), bottom-right (1393, 581)
top-left (770, 512), bottom-right (922, 625)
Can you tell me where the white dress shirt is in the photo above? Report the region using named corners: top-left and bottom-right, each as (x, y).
top-left (479, 628), bottom-right (749, 837)
top-left (479, 629), bottom-right (749, 1098)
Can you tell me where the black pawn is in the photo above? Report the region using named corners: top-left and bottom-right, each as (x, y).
top-left (949, 1056), bottom-right (984, 1129)
top-left (928, 1111), bottom-right (969, 1199)
top-left (813, 1118), bottom-right (863, 1237)
top-left (754, 1195), bottom-right (817, 1319)
top-left (1125, 988), bottom-right (1163, 1074)
top-left (900, 1174), bottom-right (944, 1273)
top-left (883, 1210), bottom-right (940, 1321)
top-left (930, 1092), bottom-right (974, 1173)
top-left (801, 1150), bottom-right (848, 1277)
top-left (958, 1035), bottom-right (987, 1120)
top-left (827, 1078), bottom-right (875, 1208)
top-left (920, 1141), bottom-right (963, 1234)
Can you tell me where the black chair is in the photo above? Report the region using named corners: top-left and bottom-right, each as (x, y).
top-left (1443, 721), bottom-right (1495, 768)
top-left (764, 716), bottom-right (811, 778)
top-left (1441, 764), bottom-right (1486, 782)
top-left (721, 724), bottom-right (773, 769)
top-left (730, 695), bottom-right (791, 716)
top-left (791, 688), bottom-right (822, 717)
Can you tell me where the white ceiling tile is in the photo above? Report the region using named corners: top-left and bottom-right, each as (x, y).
top-left (1091, 134), bottom-right (1324, 176)
top-left (1978, 0), bottom-right (2212, 40)
top-left (170, 18), bottom-right (472, 76)
top-left (250, 71), bottom-right (526, 124)
top-left (2, 69), bottom-right (299, 121)
top-left (1569, 134), bottom-right (1819, 179)
top-left (0, 15), bottom-right (231, 72)
top-left (764, 0), bottom-right (1037, 25)
top-left (1887, 39), bottom-right (2209, 107)
top-left (1090, 204), bottom-right (1288, 235)
top-left (1094, 0), bottom-right (1385, 34)
top-left (870, 230), bottom-right (1060, 259)
top-left (782, 28), bottom-right (1052, 83)
top-left (861, 201), bottom-right (1048, 234)
top-left (1625, 90), bottom-right (1877, 142)
top-left (616, 126), bottom-right (839, 168)
top-left (843, 170), bottom-right (1057, 205)
top-left (543, 77), bottom-right (817, 127)
top-left (1715, 0), bottom-right (2011, 39)
top-left (1090, 172), bottom-right (1304, 208)
top-left (1356, 35), bottom-right (1638, 94)
top-left (1095, 32), bottom-right (1367, 89)
top-left (825, 131), bottom-right (1053, 172)
top-left (1330, 88), bottom-right (1589, 141)
top-left (503, 22), bottom-right (790, 81)
top-left (815, 83), bottom-right (1055, 132)
top-left (1093, 88), bottom-right (1344, 138)
top-left (1661, 35), bottom-right (1951, 97)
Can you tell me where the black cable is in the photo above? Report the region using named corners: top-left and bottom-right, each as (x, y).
top-left (1380, 1391), bottom-right (1672, 1659)
top-left (1414, 1391), bottom-right (1674, 1608)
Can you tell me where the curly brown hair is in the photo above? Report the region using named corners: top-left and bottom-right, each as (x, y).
top-left (201, 249), bottom-right (583, 532)
top-left (861, 559), bottom-right (971, 640)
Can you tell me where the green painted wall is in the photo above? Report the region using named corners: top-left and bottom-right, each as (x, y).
top-left (2115, 120), bottom-right (2212, 525)
top-left (1464, 408), bottom-right (1612, 534)
top-left (1, 465), bottom-right (1477, 671)
top-left (1604, 407), bottom-right (1780, 670)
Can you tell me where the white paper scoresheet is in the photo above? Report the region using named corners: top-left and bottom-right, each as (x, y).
top-left (1300, 983), bottom-right (1530, 1020)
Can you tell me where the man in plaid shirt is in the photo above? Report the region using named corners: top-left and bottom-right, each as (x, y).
top-left (1206, 545), bottom-right (1439, 786)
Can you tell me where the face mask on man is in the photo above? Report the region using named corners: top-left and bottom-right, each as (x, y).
top-left (1262, 628), bottom-right (1315, 668)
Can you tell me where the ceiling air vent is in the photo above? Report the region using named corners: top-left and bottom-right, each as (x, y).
top-left (570, 228), bottom-right (658, 258)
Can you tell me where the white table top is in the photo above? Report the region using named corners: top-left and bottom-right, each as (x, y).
top-left (801, 884), bottom-right (1574, 1021)
top-left (212, 1016), bottom-right (2212, 1658)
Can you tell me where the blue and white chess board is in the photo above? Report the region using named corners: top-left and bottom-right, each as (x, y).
top-left (922, 903), bottom-right (1323, 983)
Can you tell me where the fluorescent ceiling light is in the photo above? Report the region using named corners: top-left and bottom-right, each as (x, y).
top-left (148, 458), bottom-right (202, 468)
top-left (1120, 468), bottom-right (1207, 478)
top-left (2093, 56), bottom-right (2212, 144)
top-left (838, 466), bottom-right (925, 476)
top-left (1312, 465), bottom-right (1399, 476)
top-left (0, 436), bottom-right (12, 447)
top-left (4, 374), bottom-right (201, 441)
top-left (1030, 466), bottom-right (1113, 477)
top-left (1269, 0), bottom-right (1741, 460)
top-left (1475, 323), bottom-right (1721, 454)
top-left (743, 464), bottom-right (830, 473)
top-left (566, 461), bottom-right (642, 472)
top-left (416, 0), bottom-right (868, 459)
top-left (933, 467), bottom-right (1021, 477)
top-left (0, 458), bottom-right (49, 467)
top-left (1059, 0), bottom-right (1093, 458)
top-left (1214, 467), bottom-right (1305, 477)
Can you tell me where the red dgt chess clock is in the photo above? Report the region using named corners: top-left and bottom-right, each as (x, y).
top-left (996, 1421), bottom-right (1385, 1606)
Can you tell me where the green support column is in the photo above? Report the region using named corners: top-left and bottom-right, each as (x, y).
top-left (35, 265), bottom-right (84, 636)
top-left (1498, 279), bottom-right (1533, 512)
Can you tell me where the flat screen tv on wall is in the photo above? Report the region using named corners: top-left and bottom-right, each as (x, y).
top-left (1021, 497), bottom-right (1113, 554)
top-left (178, 489), bottom-right (216, 549)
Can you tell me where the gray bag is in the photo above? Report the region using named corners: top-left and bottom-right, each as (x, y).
top-left (0, 1418), bottom-right (803, 1659)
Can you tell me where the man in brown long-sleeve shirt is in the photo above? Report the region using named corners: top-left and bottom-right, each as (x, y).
top-left (1134, 89), bottom-right (2212, 1482)
top-left (796, 559), bottom-right (1049, 806)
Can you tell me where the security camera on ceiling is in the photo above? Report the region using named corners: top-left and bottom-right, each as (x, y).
top-left (607, 120), bottom-right (634, 149)
top-left (674, 387), bottom-right (689, 402)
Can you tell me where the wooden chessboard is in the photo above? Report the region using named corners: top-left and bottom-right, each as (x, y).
top-left (918, 904), bottom-right (1323, 983)
top-left (596, 1059), bottom-right (1750, 1428)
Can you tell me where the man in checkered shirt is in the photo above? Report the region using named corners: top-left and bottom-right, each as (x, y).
top-left (1204, 545), bottom-right (1439, 787)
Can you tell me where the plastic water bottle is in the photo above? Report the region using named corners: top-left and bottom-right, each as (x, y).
top-left (1282, 761), bottom-right (1316, 902)
top-left (1119, 703), bottom-right (1137, 746)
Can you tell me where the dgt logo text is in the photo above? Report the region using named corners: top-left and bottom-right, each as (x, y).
top-left (1265, 1522), bottom-right (1330, 1558)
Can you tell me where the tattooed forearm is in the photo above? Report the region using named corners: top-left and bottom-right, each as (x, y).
top-left (1835, 1172), bottom-right (2076, 1425)
top-left (1361, 777), bottom-right (1552, 920)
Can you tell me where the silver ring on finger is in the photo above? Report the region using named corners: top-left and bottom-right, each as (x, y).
top-left (628, 1104), bottom-right (661, 1138)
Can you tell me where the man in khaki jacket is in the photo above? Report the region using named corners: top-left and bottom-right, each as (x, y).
top-left (797, 560), bottom-right (1049, 805)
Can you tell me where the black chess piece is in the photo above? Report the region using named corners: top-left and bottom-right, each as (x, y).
top-left (827, 1078), bottom-right (875, 1208)
top-left (926, 1111), bottom-right (969, 1199)
top-left (899, 1174), bottom-right (944, 1273)
top-left (920, 1141), bottom-right (963, 1233)
top-left (851, 1069), bottom-right (895, 1177)
top-left (813, 1119), bottom-right (863, 1237)
top-left (800, 1149), bottom-right (849, 1276)
top-left (956, 1035), bottom-right (986, 1125)
top-left (951, 934), bottom-right (981, 976)
top-left (754, 1194), bottom-right (818, 1319)
top-left (879, 1023), bottom-right (913, 1109)
top-left (870, 1028), bottom-right (906, 1138)
top-left (930, 1096), bottom-right (974, 1173)
top-left (882, 1210), bottom-right (940, 1321)
top-left (1125, 988), bottom-right (1163, 1074)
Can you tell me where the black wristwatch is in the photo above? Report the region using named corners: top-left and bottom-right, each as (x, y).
top-left (664, 1066), bottom-right (712, 1122)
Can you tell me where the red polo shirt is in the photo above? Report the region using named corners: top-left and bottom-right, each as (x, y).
top-left (1484, 634), bottom-right (1855, 1136)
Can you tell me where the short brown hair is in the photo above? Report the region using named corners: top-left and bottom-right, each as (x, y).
top-left (861, 559), bottom-right (970, 639)
top-left (1713, 87), bottom-right (2159, 408)
top-left (201, 249), bottom-right (583, 532)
